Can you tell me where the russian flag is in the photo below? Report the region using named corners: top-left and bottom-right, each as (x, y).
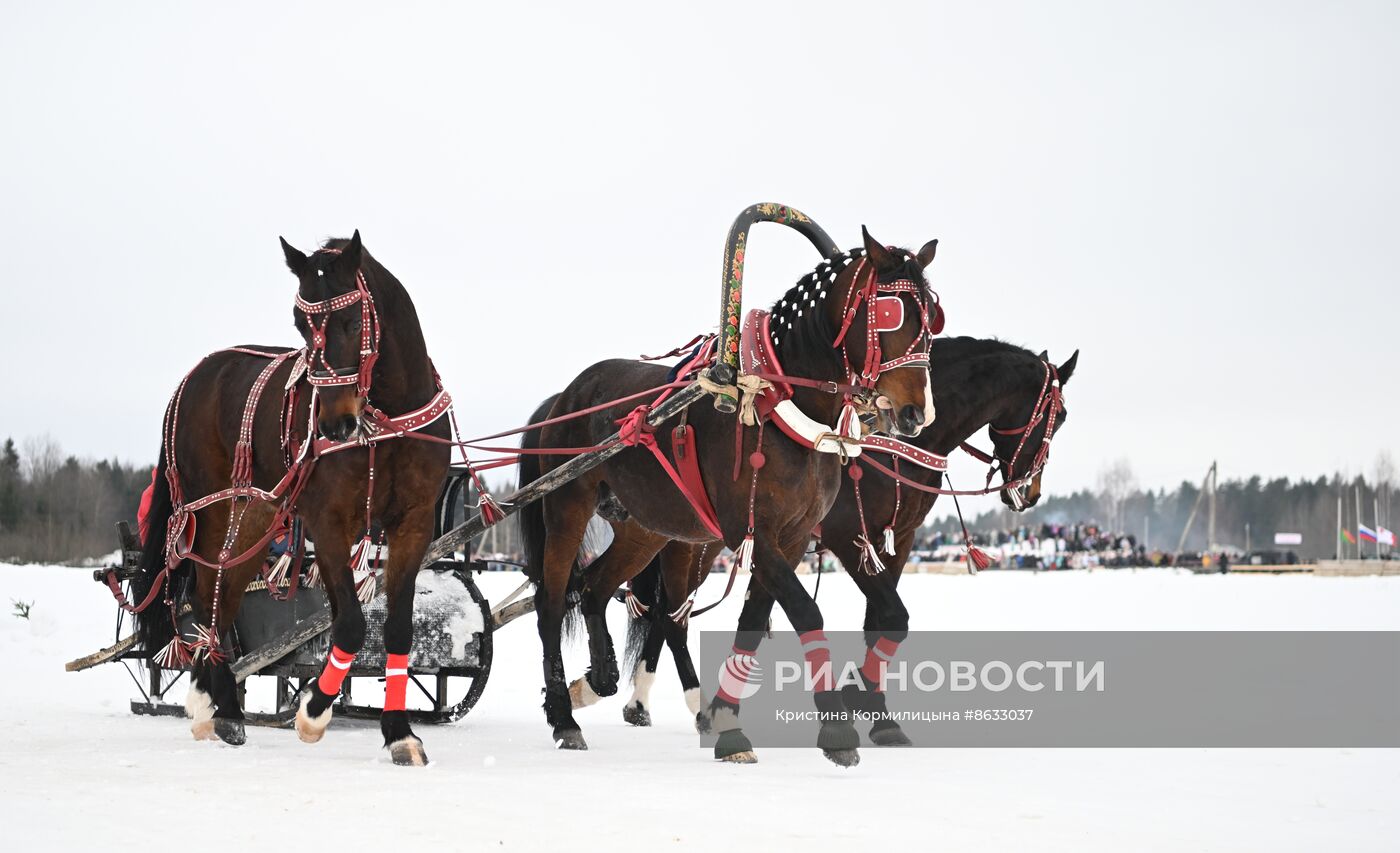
top-left (1358, 524), bottom-right (1378, 543)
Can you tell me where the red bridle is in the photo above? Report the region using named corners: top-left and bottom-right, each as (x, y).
top-left (293, 259), bottom-right (380, 397)
top-left (966, 360), bottom-right (1064, 495)
top-left (831, 255), bottom-right (940, 392)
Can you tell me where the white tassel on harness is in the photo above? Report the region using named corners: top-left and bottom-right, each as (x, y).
top-left (350, 536), bottom-right (377, 603)
top-left (624, 590), bottom-right (649, 619)
top-left (882, 525), bottom-right (896, 556)
top-left (265, 551), bottom-right (292, 588)
top-left (669, 594), bottom-right (696, 626)
top-left (856, 535), bottom-right (887, 575)
top-left (304, 561), bottom-right (321, 589)
top-left (735, 534), bottom-right (755, 573)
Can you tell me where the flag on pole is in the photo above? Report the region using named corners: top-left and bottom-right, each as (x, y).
top-left (1380, 527), bottom-right (1396, 546)
top-left (1358, 525), bottom-right (1378, 543)
top-left (1340, 528), bottom-right (1357, 545)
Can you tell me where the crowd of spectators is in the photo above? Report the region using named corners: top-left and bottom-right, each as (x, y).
top-left (913, 522), bottom-right (1180, 570)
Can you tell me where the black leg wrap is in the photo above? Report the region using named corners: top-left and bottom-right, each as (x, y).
top-left (714, 728), bottom-right (755, 760)
top-left (842, 673), bottom-right (912, 746)
top-left (814, 690), bottom-right (861, 765)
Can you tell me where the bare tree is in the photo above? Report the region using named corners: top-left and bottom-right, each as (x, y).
top-left (1097, 458), bottom-right (1137, 533)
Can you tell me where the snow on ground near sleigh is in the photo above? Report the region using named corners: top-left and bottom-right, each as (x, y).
top-left (1, 565), bottom-right (1397, 852)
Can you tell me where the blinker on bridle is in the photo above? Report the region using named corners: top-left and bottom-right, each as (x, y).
top-left (831, 253), bottom-right (941, 395)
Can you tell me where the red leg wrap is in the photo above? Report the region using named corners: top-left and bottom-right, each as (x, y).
top-left (860, 636), bottom-right (901, 691)
top-left (317, 645), bottom-right (355, 696)
top-left (800, 630), bottom-right (834, 692)
top-left (384, 653), bottom-right (410, 712)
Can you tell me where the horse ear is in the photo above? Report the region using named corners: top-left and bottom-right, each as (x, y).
top-left (336, 229), bottom-right (363, 272)
top-left (861, 225), bottom-right (898, 272)
top-left (1037, 349), bottom-right (1049, 361)
top-left (1057, 350), bottom-right (1079, 385)
top-left (280, 237), bottom-right (307, 277)
top-left (916, 239), bottom-right (938, 269)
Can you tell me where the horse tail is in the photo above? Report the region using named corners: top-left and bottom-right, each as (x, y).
top-left (131, 448), bottom-right (184, 654)
top-left (517, 394), bottom-right (559, 588)
top-left (623, 555), bottom-right (664, 680)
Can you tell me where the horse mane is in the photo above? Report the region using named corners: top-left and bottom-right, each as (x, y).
top-left (930, 336), bottom-right (1041, 363)
top-left (766, 246), bottom-right (930, 378)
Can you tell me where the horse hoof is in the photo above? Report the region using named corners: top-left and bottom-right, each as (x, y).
top-left (191, 719), bottom-right (217, 741)
top-left (719, 750), bottom-right (758, 764)
top-left (694, 711), bottom-right (712, 735)
top-left (823, 748), bottom-right (861, 768)
top-left (214, 718), bottom-right (246, 746)
top-left (554, 729), bottom-right (588, 750)
top-left (622, 701), bottom-right (651, 727)
top-left (568, 678), bottom-right (603, 710)
top-left (389, 736), bottom-right (429, 766)
top-left (870, 725), bottom-right (913, 747)
top-left (295, 691), bottom-right (333, 744)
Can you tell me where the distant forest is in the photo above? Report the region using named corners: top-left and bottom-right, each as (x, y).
top-left (925, 457), bottom-right (1398, 561)
top-left (1, 435), bottom-right (1395, 564)
top-left (0, 437), bottom-right (151, 564)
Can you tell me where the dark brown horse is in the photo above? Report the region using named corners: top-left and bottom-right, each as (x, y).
top-left (131, 232), bottom-right (450, 765)
top-left (518, 227), bottom-right (938, 765)
top-left (615, 336), bottom-right (1077, 753)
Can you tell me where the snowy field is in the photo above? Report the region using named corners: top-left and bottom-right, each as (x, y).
top-left (1, 564), bottom-right (1397, 852)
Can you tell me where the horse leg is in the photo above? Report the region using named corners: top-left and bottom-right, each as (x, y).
top-left (570, 523), bottom-right (666, 709)
top-left (705, 578), bottom-right (774, 764)
top-left (835, 533), bottom-right (914, 747)
top-left (754, 537), bottom-right (861, 767)
top-left (622, 605), bottom-right (667, 727)
top-left (536, 498), bottom-right (592, 749)
top-left (295, 536), bottom-right (363, 744)
top-left (378, 505), bottom-right (436, 766)
top-left (188, 525), bottom-right (265, 746)
top-left (662, 541), bottom-right (716, 733)
top-left (187, 663), bottom-right (217, 741)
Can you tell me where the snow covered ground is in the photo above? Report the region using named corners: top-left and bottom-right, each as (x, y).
top-left (1, 564), bottom-right (1396, 851)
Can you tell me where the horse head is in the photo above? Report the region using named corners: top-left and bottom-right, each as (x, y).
top-left (987, 349), bottom-right (1078, 510)
top-left (281, 230), bottom-right (376, 443)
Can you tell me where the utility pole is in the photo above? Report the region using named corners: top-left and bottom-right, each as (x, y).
top-left (1176, 461), bottom-right (1218, 554)
top-left (1336, 493), bottom-right (1343, 560)
top-left (1375, 496), bottom-right (1382, 560)
top-left (1349, 484), bottom-right (1360, 560)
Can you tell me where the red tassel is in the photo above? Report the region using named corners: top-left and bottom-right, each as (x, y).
top-left (624, 590), bottom-right (649, 619)
top-left (966, 546), bottom-right (993, 573)
top-left (478, 492), bottom-right (507, 526)
top-left (154, 636), bottom-right (192, 669)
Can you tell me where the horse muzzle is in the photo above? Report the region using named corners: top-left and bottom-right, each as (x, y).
top-left (318, 413), bottom-right (363, 444)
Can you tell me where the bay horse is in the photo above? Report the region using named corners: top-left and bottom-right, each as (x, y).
top-left (518, 227), bottom-right (939, 765)
top-left (616, 336), bottom-right (1077, 753)
top-left (130, 232), bottom-right (450, 765)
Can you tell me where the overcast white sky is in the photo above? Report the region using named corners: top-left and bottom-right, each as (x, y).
top-left (2, 2), bottom-right (1397, 521)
